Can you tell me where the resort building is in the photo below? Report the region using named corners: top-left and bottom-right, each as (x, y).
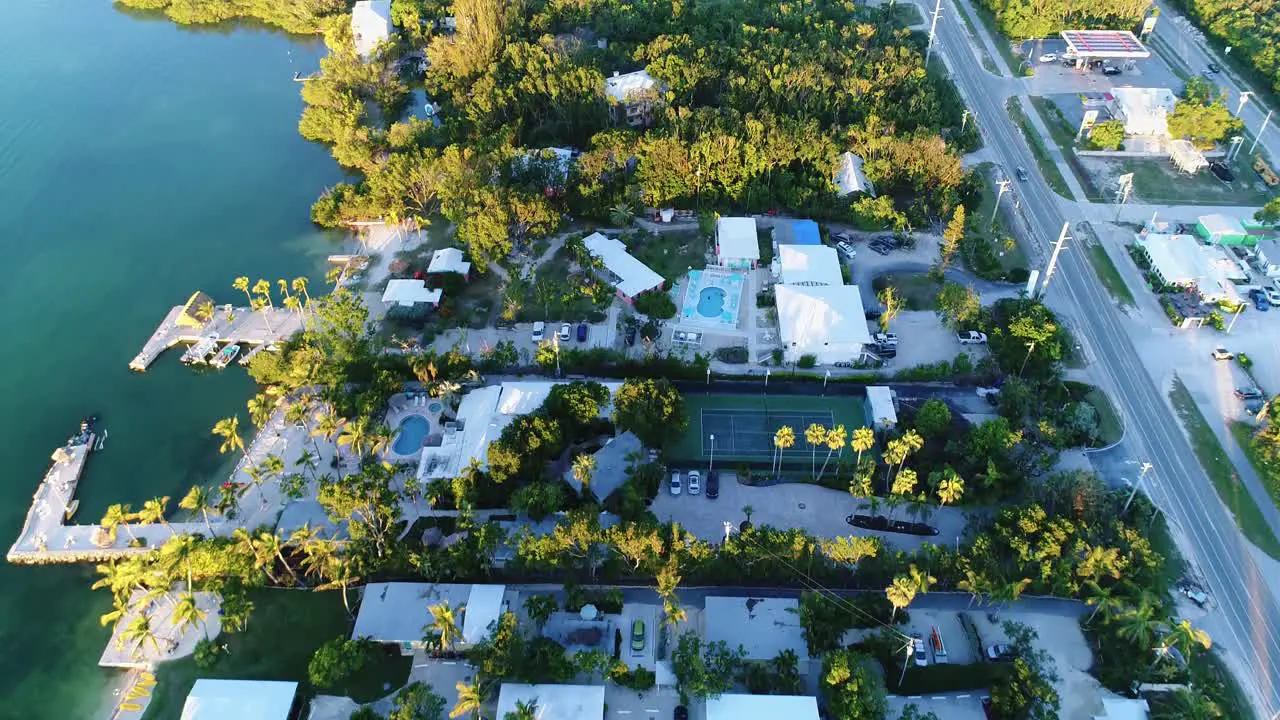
top-left (714, 217), bottom-right (761, 269)
top-left (562, 431), bottom-right (643, 501)
top-left (704, 596), bottom-right (810, 662)
top-left (181, 679), bottom-right (299, 720)
top-left (1133, 231), bottom-right (1245, 303)
top-left (1109, 87), bottom-right (1177, 137)
top-left (351, 582), bottom-right (512, 654)
top-left (416, 381), bottom-right (621, 482)
top-left (604, 70), bottom-right (661, 127)
top-left (772, 219), bottom-right (822, 246)
top-left (835, 151), bottom-right (875, 196)
top-left (352, 0), bottom-right (394, 59)
top-left (774, 244), bottom-right (843, 286)
top-left (496, 683), bottom-right (606, 720)
top-left (707, 694), bottom-right (821, 720)
top-left (427, 247), bottom-right (471, 278)
top-left (381, 279), bottom-right (442, 308)
top-left (1195, 213), bottom-right (1251, 246)
top-left (774, 284), bottom-right (872, 365)
top-left (865, 386), bottom-right (898, 430)
top-left (582, 232), bottom-right (665, 303)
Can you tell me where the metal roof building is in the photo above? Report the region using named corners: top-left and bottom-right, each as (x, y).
top-left (1060, 30), bottom-right (1150, 59)
top-left (775, 284), bottom-right (872, 365)
top-left (707, 694), bottom-right (820, 720)
top-left (775, 245), bottom-right (844, 286)
top-left (181, 679), bottom-right (298, 720)
top-left (496, 684), bottom-right (606, 720)
top-left (352, 0), bottom-right (393, 59)
top-left (582, 232), bottom-right (666, 300)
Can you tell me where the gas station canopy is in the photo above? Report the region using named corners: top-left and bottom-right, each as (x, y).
top-left (1060, 30), bottom-right (1151, 59)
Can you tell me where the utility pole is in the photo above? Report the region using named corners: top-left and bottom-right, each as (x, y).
top-left (961, 109), bottom-right (971, 132)
top-left (991, 179), bottom-right (1011, 225)
top-left (1123, 462), bottom-right (1154, 514)
top-left (898, 639), bottom-right (913, 688)
top-left (1039, 222), bottom-right (1070, 299)
top-left (709, 434), bottom-right (716, 471)
top-left (925, 0), bottom-right (943, 65)
top-left (1250, 109), bottom-right (1273, 154)
top-left (1114, 173), bottom-right (1134, 221)
top-left (1237, 91), bottom-right (1253, 116)
top-left (1227, 303), bottom-right (1245, 334)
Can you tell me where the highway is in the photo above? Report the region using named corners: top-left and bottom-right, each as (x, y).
top-left (926, 0), bottom-right (1280, 713)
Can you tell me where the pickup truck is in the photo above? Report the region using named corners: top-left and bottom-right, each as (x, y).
top-left (873, 332), bottom-right (899, 346)
top-left (957, 330), bottom-right (988, 344)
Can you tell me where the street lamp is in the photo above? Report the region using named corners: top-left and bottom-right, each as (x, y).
top-left (709, 434), bottom-right (716, 471)
top-left (823, 369), bottom-right (830, 394)
top-left (1123, 461), bottom-right (1154, 514)
top-left (1237, 91), bottom-right (1253, 116)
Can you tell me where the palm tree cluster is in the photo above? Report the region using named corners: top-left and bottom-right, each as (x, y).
top-left (232, 275), bottom-right (311, 332)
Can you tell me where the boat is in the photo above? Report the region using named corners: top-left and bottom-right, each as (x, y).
top-left (65, 499), bottom-right (80, 520)
top-left (210, 344), bottom-right (241, 369)
top-left (182, 332), bottom-right (221, 364)
top-left (70, 416), bottom-right (97, 448)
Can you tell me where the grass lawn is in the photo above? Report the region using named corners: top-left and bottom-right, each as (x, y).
top-left (1084, 387), bottom-right (1123, 446)
top-left (1169, 378), bottom-right (1280, 560)
top-left (872, 273), bottom-right (941, 310)
top-left (669, 392), bottom-right (867, 464)
top-left (142, 590), bottom-right (411, 720)
top-left (951, 1), bottom-right (999, 74)
top-left (1231, 421), bottom-right (1280, 508)
top-left (1005, 97), bottom-right (1074, 200)
top-left (1028, 97), bottom-right (1105, 201)
top-left (1104, 154), bottom-right (1277, 207)
top-left (969, 162), bottom-right (1030, 274)
top-left (628, 230), bottom-right (708, 281)
top-left (1084, 243), bottom-right (1136, 308)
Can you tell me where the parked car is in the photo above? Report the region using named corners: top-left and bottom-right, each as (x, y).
top-left (706, 470), bottom-right (719, 499)
top-left (631, 619), bottom-right (646, 652)
top-left (687, 469), bottom-right (701, 495)
top-left (1038, 53), bottom-right (1058, 63)
top-left (1180, 585), bottom-right (1210, 607)
top-left (1246, 398), bottom-right (1267, 414)
top-left (669, 472), bottom-right (682, 496)
top-left (531, 321), bottom-right (545, 342)
top-left (986, 643), bottom-right (1017, 662)
top-left (1208, 161), bottom-right (1235, 182)
top-left (864, 308), bottom-right (883, 321)
top-left (868, 241), bottom-right (891, 256)
top-left (873, 331), bottom-right (899, 346)
top-left (912, 633), bottom-right (929, 666)
top-left (1266, 287), bottom-right (1280, 305)
top-left (577, 323), bottom-right (588, 341)
top-left (674, 707), bottom-right (689, 720)
top-left (1015, 166), bottom-right (1029, 181)
top-left (1251, 289), bottom-right (1272, 311)
top-left (1235, 387), bottom-right (1264, 400)
top-left (836, 241), bottom-right (856, 259)
top-left (1207, 62), bottom-right (1221, 73)
top-left (559, 322), bottom-right (572, 341)
top-left (957, 330), bottom-right (988, 344)
top-left (1211, 346), bottom-right (1234, 361)
top-left (1102, 64), bottom-right (1121, 75)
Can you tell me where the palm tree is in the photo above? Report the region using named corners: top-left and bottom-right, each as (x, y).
top-left (957, 568), bottom-right (992, 607)
top-left (1116, 595), bottom-right (1164, 649)
top-left (252, 278), bottom-right (275, 313)
top-left (179, 486), bottom-right (219, 536)
top-left (137, 497), bottom-right (172, 536)
top-left (885, 575), bottom-right (917, 622)
top-left (292, 276), bottom-right (311, 310)
top-left (231, 527), bottom-right (280, 584)
top-left (212, 416), bottom-right (245, 457)
top-left (741, 505), bottom-right (754, 524)
top-left (338, 416), bottom-right (374, 460)
top-left (572, 454), bottom-right (597, 497)
top-left (119, 615), bottom-right (161, 657)
top-left (850, 426), bottom-right (876, 469)
top-left (1077, 544), bottom-right (1123, 583)
top-left (255, 530), bottom-right (299, 586)
top-left (259, 454), bottom-right (286, 487)
top-left (1163, 619), bottom-right (1212, 659)
top-left (368, 424), bottom-right (393, 457)
top-left (297, 533), bottom-right (337, 582)
top-left (101, 504), bottom-right (138, 544)
top-left (907, 563), bottom-right (936, 595)
top-left (283, 294), bottom-right (303, 319)
top-left (656, 559), bottom-right (685, 627)
top-left (772, 425), bottom-right (796, 477)
top-left (247, 394), bottom-right (274, 430)
top-left (936, 469), bottom-right (965, 505)
top-left (817, 425), bottom-right (847, 482)
top-left (296, 449), bottom-right (319, 482)
top-left (451, 680), bottom-right (485, 719)
top-left (287, 401), bottom-right (321, 456)
top-left (506, 699), bottom-right (539, 720)
top-left (232, 276), bottom-right (253, 307)
top-left (609, 203), bottom-right (635, 227)
top-left (314, 551), bottom-right (360, 615)
top-left (426, 602), bottom-right (464, 653)
top-left (803, 423), bottom-right (827, 476)
top-left (312, 410), bottom-right (341, 451)
top-left (990, 577), bottom-right (1033, 610)
top-left (1153, 690), bottom-right (1222, 720)
top-left (171, 592), bottom-right (209, 638)
top-left (1083, 581), bottom-right (1126, 625)
top-left (877, 286), bottom-right (902, 332)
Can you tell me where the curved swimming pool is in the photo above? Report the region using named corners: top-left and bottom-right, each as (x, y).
top-left (392, 414), bottom-right (430, 455)
top-left (697, 287), bottom-right (727, 318)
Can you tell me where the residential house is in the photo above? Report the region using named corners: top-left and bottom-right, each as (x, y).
top-left (582, 232), bottom-right (666, 302)
top-left (604, 70), bottom-right (661, 127)
top-left (352, 0), bottom-right (394, 59)
top-left (774, 284), bottom-right (872, 365)
top-left (715, 217), bottom-right (760, 269)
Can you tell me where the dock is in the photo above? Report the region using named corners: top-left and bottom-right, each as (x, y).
top-left (129, 302), bottom-right (302, 372)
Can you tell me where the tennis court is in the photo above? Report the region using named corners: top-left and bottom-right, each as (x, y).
top-left (670, 392), bottom-right (867, 462)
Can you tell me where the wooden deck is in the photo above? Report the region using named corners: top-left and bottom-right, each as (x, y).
top-left (129, 304), bottom-right (302, 371)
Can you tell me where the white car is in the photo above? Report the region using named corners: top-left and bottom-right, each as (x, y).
top-left (531, 321), bottom-right (545, 342)
top-left (957, 330), bottom-right (988, 344)
top-left (1267, 287), bottom-right (1280, 305)
top-left (559, 323), bottom-right (572, 341)
top-left (1039, 53), bottom-right (1058, 63)
top-left (669, 472), bottom-right (682, 496)
top-left (687, 470), bottom-right (701, 495)
top-left (912, 634), bottom-right (929, 666)
top-left (836, 241), bottom-right (856, 259)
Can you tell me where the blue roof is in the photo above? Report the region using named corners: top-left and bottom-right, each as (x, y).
top-left (776, 219), bottom-right (821, 245)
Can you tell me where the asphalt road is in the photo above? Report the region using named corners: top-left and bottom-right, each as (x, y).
top-left (928, 1), bottom-right (1280, 713)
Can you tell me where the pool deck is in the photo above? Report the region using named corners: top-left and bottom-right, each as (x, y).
top-left (129, 303), bottom-right (302, 371)
top-left (680, 268), bottom-right (747, 329)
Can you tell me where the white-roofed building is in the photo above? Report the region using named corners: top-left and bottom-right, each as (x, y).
top-left (865, 386), bottom-right (898, 430)
top-left (181, 679), bottom-right (298, 720)
top-left (1093, 697), bottom-right (1149, 720)
top-left (427, 247), bottom-right (471, 278)
top-left (1255, 238), bottom-right (1280, 277)
top-left (417, 381), bottom-right (621, 481)
top-left (582, 232), bottom-right (666, 301)
top-left (605, 70), bottom-right (661, 127)
top-left (1109, 88), bottom-right (1177, 137)
top-left (706, 694), bottom-right (820, 720)
top-left (703, 596), bottom-right (810, 662)
top-left (496, 683), bottom-right (605, 720)
top-left (352, 583), bottom-right (511, 654)
top-left (775, 284), bottom-right (872, 365)
top-left (352, 0), bottom-right (394, 59)
top-left (835, 151), bottom-right (875, 197)
top-left (1133, 232), bottom-right (1243, 303)
top-left (715, 217), bottom-right (760, 269)
top-left (775, 244), bottom-right (843, 286)
top-left (382, 279), bottom-right (442, 308)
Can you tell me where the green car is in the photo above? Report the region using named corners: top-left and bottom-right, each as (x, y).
top-left (630, 619), bottom-right (646, 652)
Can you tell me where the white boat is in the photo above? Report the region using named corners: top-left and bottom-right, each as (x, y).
top-left (210, 344), bottom-right (241, 369)
top-left (65, 499), bottom-right (80, 520)
top-left (238, 342), bottom-right (279, 366)
top-left (182, 333), bottom-right (221, 364)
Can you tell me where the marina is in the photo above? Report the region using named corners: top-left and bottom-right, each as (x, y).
top-left (129, 291), bottom-right (303, 372)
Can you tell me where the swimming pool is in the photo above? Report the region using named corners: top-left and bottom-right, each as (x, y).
top-left (392, 414), bottom-right (430, 455)
top-left (682, 269), bottom-right (744, 328)
top-left (427, 401), bottom-right (443, 413)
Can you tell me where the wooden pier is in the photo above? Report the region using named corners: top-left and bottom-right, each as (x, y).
top-left (129, 302), bottom-right (302, 372)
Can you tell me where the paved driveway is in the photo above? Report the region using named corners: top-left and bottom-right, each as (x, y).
top-left (650, 473), bottom-right (970, 550)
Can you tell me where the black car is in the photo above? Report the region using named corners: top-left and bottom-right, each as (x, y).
top-left (674, 707), bottom-right (689, 720)
top-left (577, 323), bottom-right (588, 341)
top-left (706, 470), bottom-right (719, 498)
top-left (1209, 161), bottom-right (1235, 182)
top-left (1015, 166), bottom-right (1029, 181)
top-left (625, 325), bottom-right (637, 346)
top-left (1235, 387), bottom-right (1264, 400)
top-left (1208, 62), bottom-right (1221, 73)
top-left (864, 308), bottom-right (883, 320)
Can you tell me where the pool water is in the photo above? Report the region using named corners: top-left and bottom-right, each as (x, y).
top-left (427, 401), bottom-right (443, 413)
top-left (392, 415), bottom-right (430, 455)
top-left (697, 287), bottom-right (727, 317)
